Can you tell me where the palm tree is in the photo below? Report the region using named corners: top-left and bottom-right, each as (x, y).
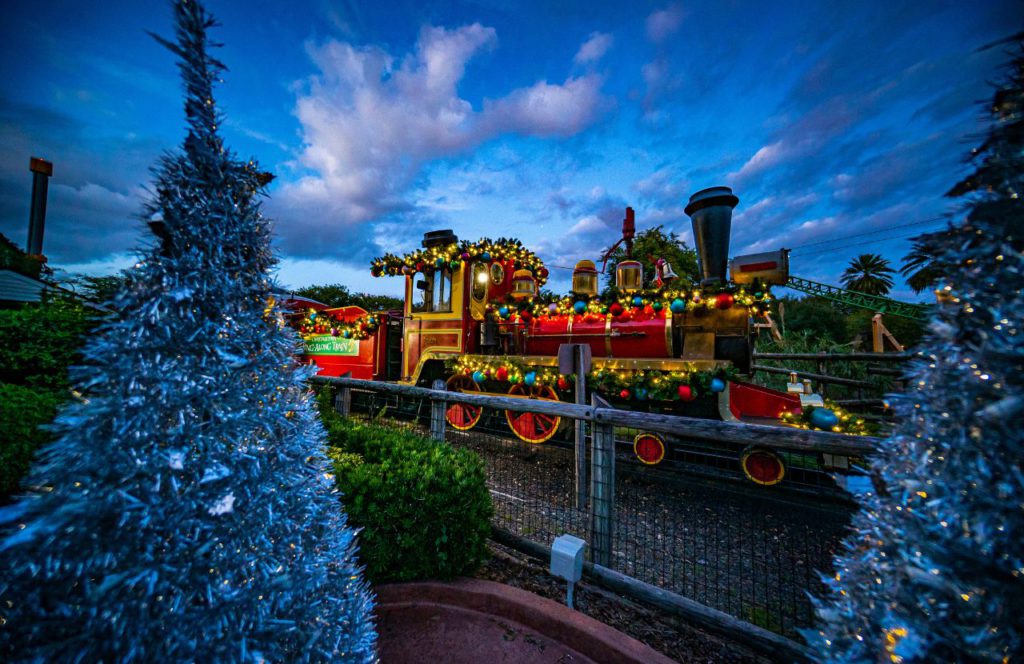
top-left (900, 229), bottom-right (956, 293)
top-left (840, 253), bottom-right (896, 295)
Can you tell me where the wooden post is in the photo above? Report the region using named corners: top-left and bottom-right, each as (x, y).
top-left (574, 344), bottom-right (588, 509)
top-left (430, 378), bottom-right (446, 441)
top-left (817, 351), bottom-right (828, 398)
top-left (333, 371), bottom-right (352, 416)
top-left (589, 394), bottom-right (614, 567)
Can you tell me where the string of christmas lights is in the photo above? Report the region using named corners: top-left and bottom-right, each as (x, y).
top-left (446, 356), bottom-right (733, 402)
top-left (370, 237), bottom-right (548, 287)
top-left (296, 308), bottom-right (380, 341)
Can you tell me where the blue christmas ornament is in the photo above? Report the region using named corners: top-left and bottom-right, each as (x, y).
top-left (632, 295), bottom-right (644, 307)
top-left (498, 306), bottom-right (510, 319)
top-left (670, 298), bottom-right (686, 314)
top-left (652, 301), bottom-right (663, 311)
top-left (434, 257), bottom-right (445, 267)
top-left (809, 408), bottom-right (839, 430)
top-left (342, 329), bottom-right (352, 338)
top-left (309, 311), bottom-right (317, 320)
top-left (472, 370), bottom-right (486, 384)
top-left (573, 300), bottom-right (588, 315)
top-left (524, 371), bottom-right (537, 386)
top-left (710, 377), bottom-right (726, 393)
top-left (481, 251), bottom-right (492, 261)
top-left (634, 387), bottom-right (648, 401)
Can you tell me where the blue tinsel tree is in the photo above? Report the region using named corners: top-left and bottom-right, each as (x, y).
top-left (0, 1), bottom-right (376, 661)
top-left (809, 35), bottom-right (1024, 662)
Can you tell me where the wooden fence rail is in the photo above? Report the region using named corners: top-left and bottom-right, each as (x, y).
top-left (750, 364), bottom-right (875, 389)
top-left (310, 375), bottom-right (880, 457)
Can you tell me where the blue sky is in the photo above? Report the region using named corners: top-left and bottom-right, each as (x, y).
top-left (1, 0), bottom-right (1019, 300)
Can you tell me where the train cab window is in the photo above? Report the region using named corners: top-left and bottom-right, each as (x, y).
top-left (433, 269), bottom-right (453, 312)
top-left (412, 271), bottom-right (432, 312)
top-left (471, 263), bottom-right (488, 302)
top-left (412, 269), bottom-right (453, 313)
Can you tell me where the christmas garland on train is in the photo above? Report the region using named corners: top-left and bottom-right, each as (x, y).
top-left (287, 186), bottom-right (867, 484)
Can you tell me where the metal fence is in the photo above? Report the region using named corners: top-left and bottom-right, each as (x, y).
top-left (313, 376), bottom-right (878, 652)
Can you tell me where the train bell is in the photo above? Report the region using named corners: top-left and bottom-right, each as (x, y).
top-left (654, 258), bottom-right (678, 288)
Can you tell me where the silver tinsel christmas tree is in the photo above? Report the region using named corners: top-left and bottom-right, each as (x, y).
top-left (0, 1), bottom-right (376, 660)
top-left (809, 35), bottom-right (1024, 662)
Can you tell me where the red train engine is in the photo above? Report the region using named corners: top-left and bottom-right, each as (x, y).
top-left (292, 186), bottom-right (821, 482)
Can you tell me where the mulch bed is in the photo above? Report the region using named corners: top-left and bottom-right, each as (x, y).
top-left (475, 541), bottom-right (772, 664)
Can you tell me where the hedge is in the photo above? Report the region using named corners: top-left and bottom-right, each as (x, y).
top-left (0, 383), bottom-right (62, 499)
top-left (318, 397), bottom-right (493, 583)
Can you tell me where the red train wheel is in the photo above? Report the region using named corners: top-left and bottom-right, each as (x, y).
top-left (445, 374), bottom-right (483, 431)
top-left (740, 446), bottom-right (786, 486)
top-left (505, 384), bottom-right (561, 444)
top-left (633, 433), bottom-right (666, 465)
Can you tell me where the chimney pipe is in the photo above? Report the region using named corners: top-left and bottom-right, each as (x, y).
top-left (27, 157), bottom-right (53, 257)
top-left (684, 186), bottom-right (738, 286)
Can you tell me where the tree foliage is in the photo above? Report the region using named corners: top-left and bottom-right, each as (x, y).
top-left (0, 295), bottom-right (96, 390)
top-left (811, 34), bottom-right (1024, 661)
top-left (293, 283), bottom-right (402, 311)
top-left (604, 225), bottom-right (700, 290)
top-left (900, 229), bottom-right (958, 294)
top-left (840, 253), bottom-right (897, 295)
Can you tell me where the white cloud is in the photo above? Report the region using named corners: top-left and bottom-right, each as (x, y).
top-left (730, 140), bottom-right (790, 183)
top-left (483, 74), bottom-right (606, 138)
top-left (574, 32), bottom-right (613, 65)
top-left (275, 24), bottom-right (609, 260)
top-left (646, 4), bottom-right (685, 44)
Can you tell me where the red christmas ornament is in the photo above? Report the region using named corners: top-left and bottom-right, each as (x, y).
top-left (415, 261), bottom-right (426, 272)
top-left (557, 376), bottom-right (569, 390)
top-left (520, 310), bottom-right (533, 323)
top-left (538, 267), bottom-right (549, 279)
top-left (609, 302), bottom-right (624, 317)
top-left (678, 385), bottom-right (696, 401)
top-left (496, 367), bottom-right (509, 382)
top-left (619, 389), bottom-right (631, 400)
top-left (715, 293), bottom-right (734, 310)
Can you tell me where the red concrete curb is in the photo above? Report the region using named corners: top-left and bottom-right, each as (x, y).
top-left (376, 578), bottom-right (678, 663)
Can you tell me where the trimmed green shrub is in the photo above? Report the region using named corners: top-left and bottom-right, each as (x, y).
top-left (0, 383), bottom-right (62, 499)
top-left (0, 296), bottom-right (96, 390)
top-left (318, 403), bottom-right (493, 583)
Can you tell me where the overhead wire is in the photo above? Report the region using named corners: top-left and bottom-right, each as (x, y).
top-left (786, 216), bottom-right (946, 251)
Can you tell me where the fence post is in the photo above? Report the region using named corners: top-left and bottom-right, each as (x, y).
top-left (574, 344), bottom-right (588, 509)
top-left (430, 378), bottom-right (446, 441)
top-left (333, 371), bottom-right (352, 416)
top-left (590, 396), bottom-right (614, 567)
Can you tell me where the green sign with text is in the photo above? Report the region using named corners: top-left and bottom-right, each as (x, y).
top-left (305, 334), bottom-right (359, 356)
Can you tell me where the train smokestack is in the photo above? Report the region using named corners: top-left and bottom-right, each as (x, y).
top-left (684, 186), bottom-right (738, 286)
top-left (27, 157), bottom-right (53, 257)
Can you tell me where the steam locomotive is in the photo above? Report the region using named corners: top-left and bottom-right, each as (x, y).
top-left (290, 186), bottom-right (804, 484)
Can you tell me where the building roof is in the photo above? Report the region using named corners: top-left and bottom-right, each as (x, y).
top-left (0, 269), bottom-right (49, 304)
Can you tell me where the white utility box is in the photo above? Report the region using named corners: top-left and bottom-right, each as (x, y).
top-left (550, 534), bottom-right (585, 582)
